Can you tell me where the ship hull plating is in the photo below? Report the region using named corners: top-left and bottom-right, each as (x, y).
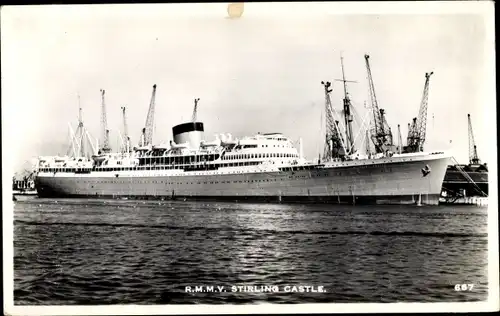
top-left (35, 154), bottom-right (450, 205)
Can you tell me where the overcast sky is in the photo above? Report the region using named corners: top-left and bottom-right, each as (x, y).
top-left (2, 3), bottom-right (495, 173)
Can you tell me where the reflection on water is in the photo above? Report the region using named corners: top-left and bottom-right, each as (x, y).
top-left (14, 198), bottom-right (488, 304)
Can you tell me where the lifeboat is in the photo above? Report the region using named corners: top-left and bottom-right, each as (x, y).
top-left (91, 154), bottom-right (107, 163)
top-left (221, 140), bottom-right (238, 146)
top-left (200, 139), bottom-right (221, 147)
top-left (169, 140), bottom-right (189, 149)
top-left (153, 143), bottom-right (171, 150)
top-left (54, 157), bottom-right (69, 163)
top-left (135, 145), bottom-right (151, 151)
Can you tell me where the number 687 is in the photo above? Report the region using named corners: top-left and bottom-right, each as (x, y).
top-left (454, 284), bottom-right (474, 291)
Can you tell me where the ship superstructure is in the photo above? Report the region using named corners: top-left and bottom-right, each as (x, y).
top-left (34, 55), bottom-right (451, 205)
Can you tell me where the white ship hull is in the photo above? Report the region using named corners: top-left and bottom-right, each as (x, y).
top-left (35, 153), bottom-right (450, 205)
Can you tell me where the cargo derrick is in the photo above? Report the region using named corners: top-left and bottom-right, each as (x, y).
top-left (321, 81), bottom-right (345, 160)
top-left (404, 72), bottom-right (433, 153)
top-left (364, 54), bottom-right (394, 154)
top-left (365, 129), bottom-right (371, 155)
top-left (406, 117), bottom-right (417, 151)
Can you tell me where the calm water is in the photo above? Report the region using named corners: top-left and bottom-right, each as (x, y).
top-left (13, 198), bottom-right (488, 304)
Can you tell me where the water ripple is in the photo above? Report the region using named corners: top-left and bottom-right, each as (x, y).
top-left (14, 198), bottom-right (488, 304)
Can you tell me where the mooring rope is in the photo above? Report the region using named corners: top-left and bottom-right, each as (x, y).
top-left (450, 156), bottom-right (488, 197)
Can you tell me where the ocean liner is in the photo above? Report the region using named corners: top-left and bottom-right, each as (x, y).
top-left (34, 55), bottom-right (450, 205)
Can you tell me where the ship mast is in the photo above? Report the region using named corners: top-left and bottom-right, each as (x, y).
top-left (67, 94), bottom-right (89, 158)
top-left (335, 54), bottom-right (357, 154)
top-left (77, 94), bottom-right (85, 157)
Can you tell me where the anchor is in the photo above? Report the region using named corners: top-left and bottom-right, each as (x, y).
top-left (421, 164), bottom-right (431, 177)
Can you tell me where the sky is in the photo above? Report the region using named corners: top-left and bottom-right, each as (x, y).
top-left (2, 2), bottom-right (495, 174)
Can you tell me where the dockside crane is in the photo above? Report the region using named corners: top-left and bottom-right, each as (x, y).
top-left (100, 89), bottom-right (111, 154)
top-left (192, 98), bottom-right (200, 122)
top-left (404, 72), bottom-right (433, 153)
top-left (121, 106), bottom-right (130, 153)
top-left (468, 114), bottom-right (480, 165)
top-left (140, 84), bottom-right (157, 147)
top-left (364, 54), bottom-right (394, 154)
top-left (321, 80), bottom-right (346, 160)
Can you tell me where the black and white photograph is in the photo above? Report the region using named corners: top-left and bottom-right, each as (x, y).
top-left (2, 1), bottom-right (498, 314)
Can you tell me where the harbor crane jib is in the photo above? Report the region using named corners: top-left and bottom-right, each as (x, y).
top-left (364, 54), bottom-right (394, 154)
top-left (405, 72), bottom-right (433, 153)
top-left (468, 113), bottom-right (480, 165)
top-left (100, 89), bottom-right (111, 154)
top-left (140, 84), bottom-right (157, 148)
top-left (321, 80), bottom-right (346, 161)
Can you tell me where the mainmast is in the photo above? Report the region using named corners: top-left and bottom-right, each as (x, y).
top-left (77, 94), bottom-right (85, 157)
top-left (334, 54), bottom-right (357, 154)
top-left (66, 94), bottom-right (96, 159)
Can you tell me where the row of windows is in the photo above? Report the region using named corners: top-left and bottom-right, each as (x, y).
top-left (223, 153), bottom-right (297, 160)
top-left (135, 154), bottom-right (220, 165)
top-left (264, 144), bottom-right (290, 148)
top-left (40, 161), bottom-right (264, 173)
top-left (39, 168), bottom-right (92, 173)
